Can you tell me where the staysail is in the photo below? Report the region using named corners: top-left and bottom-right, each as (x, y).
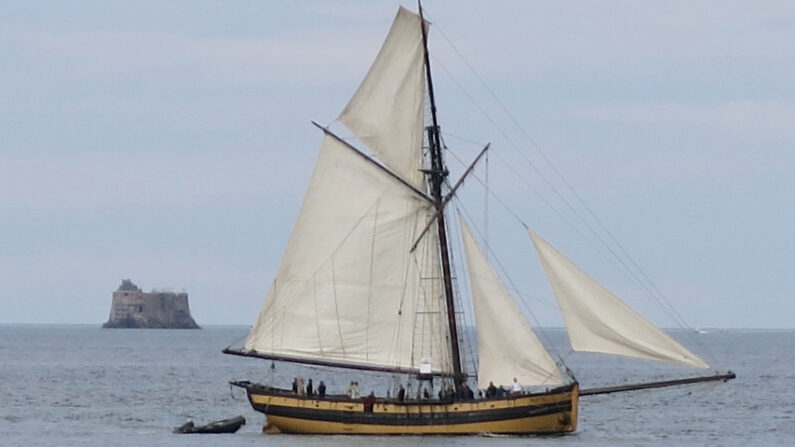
top-left (529, 231), bottom-right (709, 369)
top-left (338, 7), bottom-right (427, 189)
top-left (460, 219), bottom-right (564, 388)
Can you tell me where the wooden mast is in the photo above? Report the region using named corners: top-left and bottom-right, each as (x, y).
top-left (418, 2), bottom-right (464, 386)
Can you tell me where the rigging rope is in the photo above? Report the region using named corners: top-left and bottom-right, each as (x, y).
top-left (422, 9), bottom-right (716, 363)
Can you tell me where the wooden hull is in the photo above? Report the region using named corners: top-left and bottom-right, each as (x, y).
top-left (235, 381), bottom-right (578, 435)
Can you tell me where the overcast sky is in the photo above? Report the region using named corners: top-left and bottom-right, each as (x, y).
top-left (1, 1), bottom-right (793, 329)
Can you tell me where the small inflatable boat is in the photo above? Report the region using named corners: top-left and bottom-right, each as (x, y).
top-left (174, 415), bottom-right (246, 434)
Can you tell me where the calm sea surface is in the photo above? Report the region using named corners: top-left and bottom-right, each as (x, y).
top-left (0, 325), bottom-right (792, 446)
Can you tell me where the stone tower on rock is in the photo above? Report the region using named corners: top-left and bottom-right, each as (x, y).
top-left (103, 279), bottom-right (200, 329)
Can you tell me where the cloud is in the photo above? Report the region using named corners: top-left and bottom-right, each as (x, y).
top-left (0, 22), bottom-right (386, 88)
top-left (300, 1), bottom-right (396, 21)
top-left (573, 100), bottom-right (795, 141)
top-left (0, 148), bottom-right (314, 212)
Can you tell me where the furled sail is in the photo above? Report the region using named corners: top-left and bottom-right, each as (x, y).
top-left (338, 6), bottom-right (427, 189)
top-left (244, 135), bottom-right (451, 373)
top-left (460, 219), bottom-right (564, 388)
top-left (529, 231), bottom-right (709, 369)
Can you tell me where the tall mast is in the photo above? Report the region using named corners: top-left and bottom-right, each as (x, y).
top-left (418, 2), bottom-right (463, 385)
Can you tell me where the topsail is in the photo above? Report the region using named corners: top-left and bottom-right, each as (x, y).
top-left (339, 7), bottom-right (427, 189)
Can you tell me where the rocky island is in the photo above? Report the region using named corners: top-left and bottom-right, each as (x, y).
top-left (103, 279), bottom-right (200, 329)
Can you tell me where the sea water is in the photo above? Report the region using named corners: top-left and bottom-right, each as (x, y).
top-left (0, 325), bottom-right (792, 446)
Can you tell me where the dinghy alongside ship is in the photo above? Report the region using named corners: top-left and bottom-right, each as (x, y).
top-left (174, 416), bottom-right (246, 434)
top-left (224, 4), bottom-right (733, 435)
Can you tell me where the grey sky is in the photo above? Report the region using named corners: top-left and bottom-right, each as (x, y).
top-left (1, 1), bottom-right (792, 328)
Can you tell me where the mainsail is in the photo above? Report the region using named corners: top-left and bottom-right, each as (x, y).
top-left (460, 219), bottom-right (563, 388)
top-left (529, 231), bottom-right (709, 369)
top-left (244, 7), bottom-right (453, 374)
top-left (244, 135), bottom-right (450, 373)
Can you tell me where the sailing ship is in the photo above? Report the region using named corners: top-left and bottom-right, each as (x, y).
top-left (224, 5), bottom-right (734, 435)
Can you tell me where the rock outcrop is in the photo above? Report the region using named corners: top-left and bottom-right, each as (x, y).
top-left (103, 279), bottom-right (200, 329)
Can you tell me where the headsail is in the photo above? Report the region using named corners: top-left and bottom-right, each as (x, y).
top-left (338, 7), bottom-right (427, 189)
top-left (460, 219), bottom-right (564, 388)
top-left (529, 231), bottom-right (709, 369)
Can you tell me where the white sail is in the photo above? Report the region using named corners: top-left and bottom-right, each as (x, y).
top-left (460, 219), bottom-right (564, 388)
top-left (529, 231), bottom-right (709, 369)
top-left (338, 6), bottom-right (427, 189)
top-left (244, 135), bottom-right (451, 373)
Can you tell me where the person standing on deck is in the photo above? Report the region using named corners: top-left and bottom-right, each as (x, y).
top-left (346, 381), bottom-right (360, 399)
top-left (486, 381), bottom-right (497, 398)
top-left (297, 377), bottom-right (306, 396)
top-left (306, 379), bottom-right (314, 396)
top-left (462, 382), bottom-right (475, 400)
top-left (511, 377), bottom-right (522, 395)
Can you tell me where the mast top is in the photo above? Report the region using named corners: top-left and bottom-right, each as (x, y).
top-left (418, 2), bottom-right (442, 158)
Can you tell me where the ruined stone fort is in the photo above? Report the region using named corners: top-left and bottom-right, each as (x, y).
top-left (103, 279), bottom-right (200, 329)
